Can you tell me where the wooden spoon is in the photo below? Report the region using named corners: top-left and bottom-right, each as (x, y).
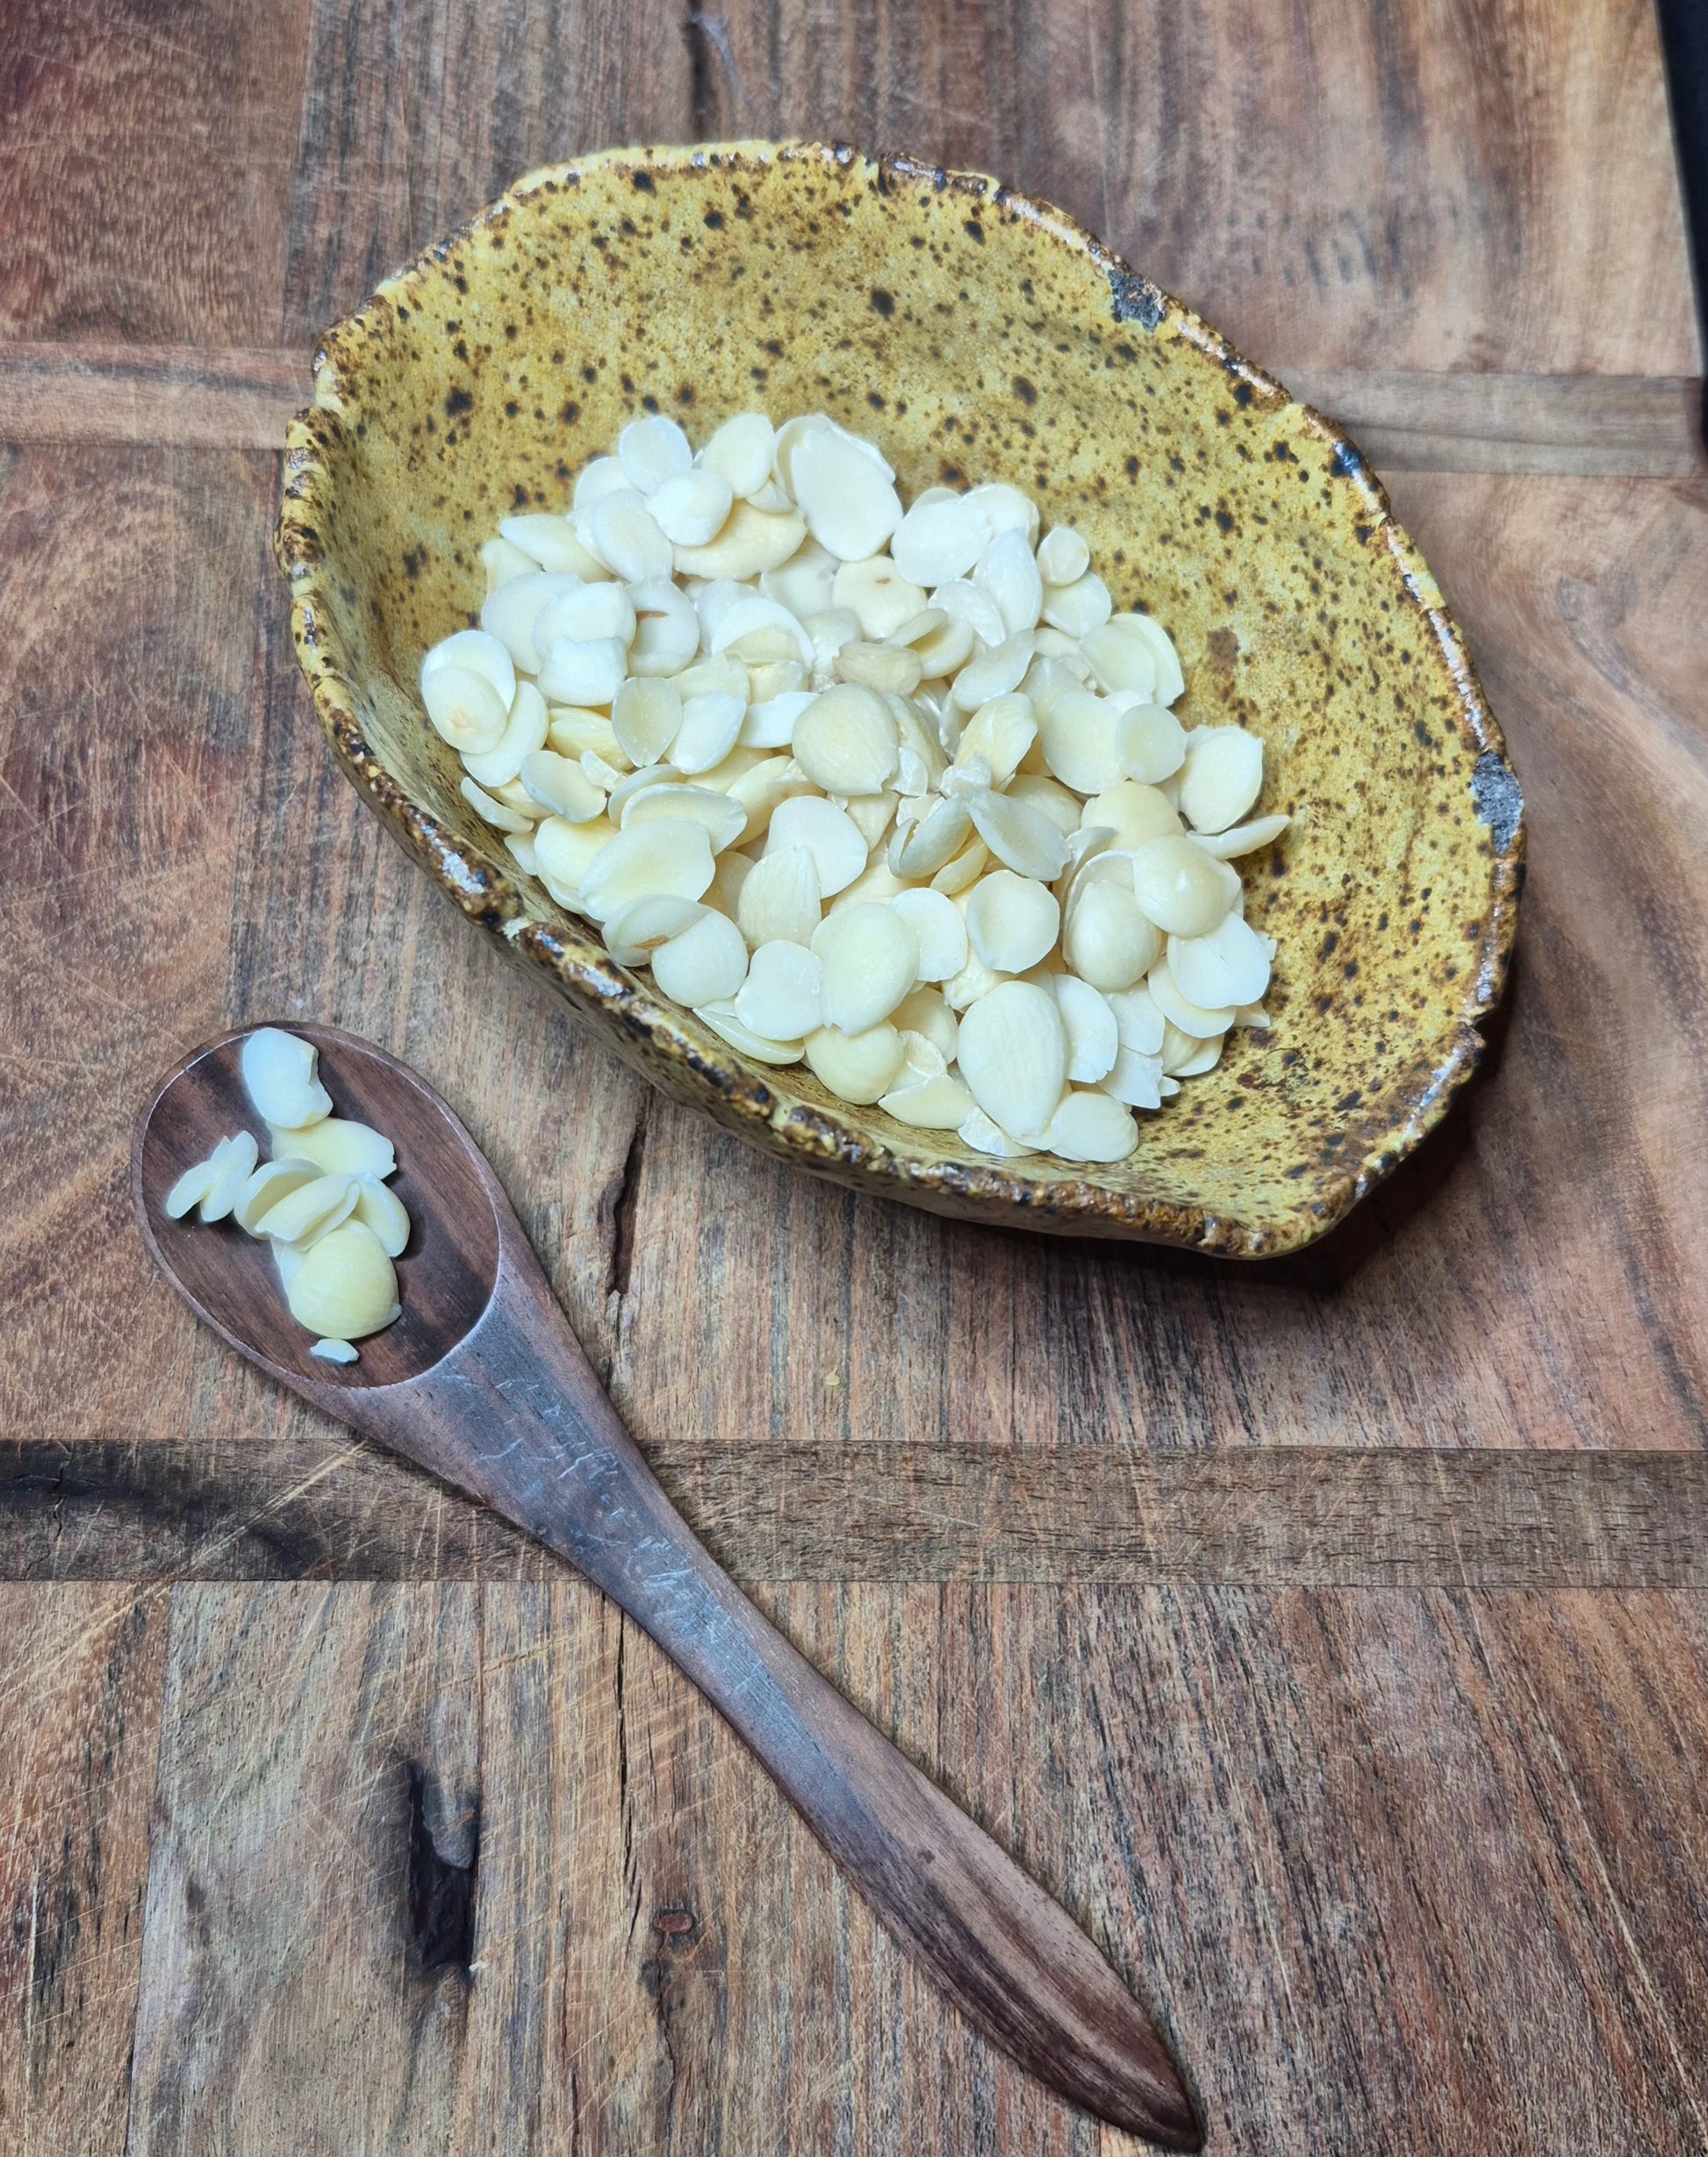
top-left (133, 1024), bottom-right (1201, 2149)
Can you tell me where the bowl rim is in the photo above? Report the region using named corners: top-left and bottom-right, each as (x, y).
top-left (275, 137), bottom-right (1525, 1259)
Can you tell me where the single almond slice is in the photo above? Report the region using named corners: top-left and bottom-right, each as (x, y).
top-left (587, 489), bottom-right (674, 582)
top-left (768, 794), bottom-right (868, 896)
top-left (232, 1156), bottom-right (324, 1236)
top-left (422, 664), bottom-right (510, 754)
top-left (737, 845), bottom-right (822, 947)
top-left (578, 817), bottom-right (715, 924)
top-left (694, 1001), bottom-right (806, 1065)
top-left (1036, 526), bottom-right (1090, 586)
top-left (649, 466), bottom-right (736, 546)
top-left (267, 1118), bottom-right (396, 1181)
top-left (1042, 1089), bottom-right (1139, 1163)
top-left (1166, 911), bottom-right (1273, 1010)
top-left (1131, 834), bottom-right (1241, 937)
top-left (533, 581), bottom-right (636, 651)
top-left (761, 537), bottom-right (839, 619)
top-left (1107, 985), bottom-right (1166, 1056)
top-left (286, 1219), bottom-right (399, 1340)
top-left (421, 628), bottom-right (517, 706)
top-left (1038, 689), bottom-right (1123, 794)
top-left (352, 1174), bottom-right (411, 1259)
top-left (240, 1029), bottom-right (333, 1129)
top-left (834, 556), bottom-right (928, 640)
top-left (1147, 958), bottom-right (1238, 1037)
top-left (1194, 812), bottom-right (1290, 859)
top-left (879, 1074), bottom-right (977, 1128)
top-left (1051, 975), bottom-right (1120, 1083)
top-left (519, 749), bottom-right (608, 823)
top-left (958, 1105), bottom-right (1036, 1157)
top-left (804, 1021), bottom-right (905, 1104)
top-left (668, 693), bottom-right (746, 776)
top-left (791, 685), bottom-right (900, 796)
top-left (812, 903), bottom-right (921, 1033)
top-left (1114, 702), bottom-right (1188, 787)
top-left (572, 457), bottom-right (631, 512)
top-left (965, 871), bottom-right (1060, 975)
top-left (965, 787), bottom-right (1070, 881)
top-left (790, 428), bottom-right (903, 561)
top-left (1080, 779), bottom-right (1182, 852)
top-left (949, 631), bottom-right (1036, 713)
top-left (672, 502), bottom-right (807, 580)
top-left (626, 579), bottom-right (701, 677)
top-left (891, 493), bottom-right (987, 586)
top-left (735, 939), bottom-right (824, 1040)
top-left (889, 888), bottom-right (967, 985)
top-left (973, 528), bottom-right (1044, 637)
top-left (1061, 880), bottom-right (1159, 992)
top-left (741, 689), bottom-right (815, 751)
top-left (956, 980), bottom-right (1067, 1140)
top-left (1080, 615), bottom-right (1160, 698)
top-left (1039, 572), bottom-right (1112, 637)
top-left (537, 634), bottom-right (628, 708)
top-left (603, 894), bottom-right (707, 968)
top-left (618, 414), bottom-right (693, 495)
top-left (700, 411), bottom-right (777, 499)
top-left (652, 910), bottom-right (750, 1006)
top-left (1102, 1046), bottom-right (1166, 1109)
top-left (611, 678), bottom-right (683, 767)
top-left (622, 783), bottom-right (746, 853)
top-left (1178, 727), bottom-right (1264, 834)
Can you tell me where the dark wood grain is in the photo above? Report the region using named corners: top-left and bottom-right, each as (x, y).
top-left (0, 1588), bottom-right (167, 2157)
top-left (0, 0), bottom-right (311, 344)
top-left (0, 343), bottom-right (314, 448)
top-left (11, 1438), bottom-right (1708, 1588)
top-left (108, 1578), bottom-right (1708, 2153)
top-left (124, 1583), bottom-right (482, 2155)
top-left (134, 1025), bottom-right (1199, 2145)
top-left (4, 342), bottom-right (1702, 476)
top-left (693, 0), bottom-right (1700, 378)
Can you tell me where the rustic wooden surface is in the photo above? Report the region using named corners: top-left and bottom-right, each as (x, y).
top-left (134, 1029), bottom-right (1197, 2141)
top-left (2, 0), bottom-right (1705, 2150)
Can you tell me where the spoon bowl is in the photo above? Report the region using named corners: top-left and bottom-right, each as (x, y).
top-left (133, 1024), bottom-right (1202, 2149)
top-left (135, 1025), bottom-right (500, 1388)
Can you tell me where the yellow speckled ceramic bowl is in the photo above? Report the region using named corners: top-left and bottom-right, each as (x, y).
top-left (276, 140), bottom-right (1522, 1256)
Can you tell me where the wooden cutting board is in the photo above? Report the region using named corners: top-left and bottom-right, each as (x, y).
top-left (1, 2), bottom-right (1704, 2150)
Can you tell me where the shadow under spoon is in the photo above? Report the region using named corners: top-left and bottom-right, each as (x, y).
top-left (133, 1022), bottom-right (1201, 2151)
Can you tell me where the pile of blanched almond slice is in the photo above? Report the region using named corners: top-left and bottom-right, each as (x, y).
top-left (164, 1030), bottom-right (407, 1361)
top-left (424, 413), bottom-right (1286, 1164)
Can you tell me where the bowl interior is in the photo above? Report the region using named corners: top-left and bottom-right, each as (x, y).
top-left (277, 141), bottom-right (1521, 1255)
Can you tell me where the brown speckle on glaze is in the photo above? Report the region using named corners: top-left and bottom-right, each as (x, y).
top-left (273, 140), bottom-right (1524, 1258)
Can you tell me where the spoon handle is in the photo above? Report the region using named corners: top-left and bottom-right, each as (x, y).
top-left (351, 1241), bottom-right (1197, 2148)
